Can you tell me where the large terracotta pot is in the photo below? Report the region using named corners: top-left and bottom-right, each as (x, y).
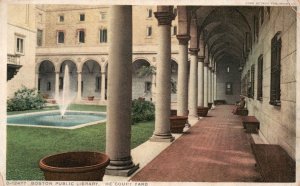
top-left (39, 151), bottom-right (110, 181)
top-left (87, 96), bottom-right (94, 101)
top-left (170, 109), bottom-right (177, 116)
top-left (197, 107), bottom-right (209, 117)
top-left (169, 116), bottom-right (188, 133)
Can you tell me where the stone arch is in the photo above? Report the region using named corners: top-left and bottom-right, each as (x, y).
top-left (38, 60), bottom-right (56, 98)
top-left (132, 58), bottom-right (152, 100)
top-left (58, 57), bottom-right (78, 72)
top-left (81, 60), bottom-right (102, 99)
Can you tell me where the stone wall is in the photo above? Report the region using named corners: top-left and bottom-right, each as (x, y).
top-left (7, 4), bottom-right (36, 97)
top-left (216, 60), bottom-right (241, 104)
top-left (242, 7), bottom-right (296, 159)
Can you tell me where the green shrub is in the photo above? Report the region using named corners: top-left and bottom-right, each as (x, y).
top-left (7, 86), bottom-right (46, 112)
top-left (131, 99), bottom-right (155, 124)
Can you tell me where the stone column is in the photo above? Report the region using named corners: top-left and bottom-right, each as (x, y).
top-left (35, 73), bottom-right (39, 90)
top-left (197, 33), bottom-right (205, 107)
top-left (207, 67), bottom-right (211, 104)
top-left (203, 63), bottom-right (208, 107)
top-left (105, 6), bottom-right (139, 176)
top-left (188, 49), bottom-right (199, 117)
top-left (176, 35), bottom-right (190, 116)
top-left (55, 72), bottom-right (60, 100)
top-left (150, 6), bottom-right (175, 142)
top-left (198, 57), bottom-right (204, 107)
top-left (100, 71), bottom-right (106, 101)
top-left (77, 71), bottom-right (82, 101)
top-left (151, 72), bottom-right (156, 102)
top-left (214, 70), bottom-right (217, 101)
top-left (0, 0), bottom-right (7, 179)
top-left (211, 69), bottom-right (214, 103)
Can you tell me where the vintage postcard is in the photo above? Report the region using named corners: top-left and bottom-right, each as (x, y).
top-left (0, 0), bottom-right (299, 185)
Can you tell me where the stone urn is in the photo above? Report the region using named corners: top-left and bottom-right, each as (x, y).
top-left (39, 151), bottom-right (110, 181)
top-left (169, 116), bottom-right (188, 133)
top-left (197, 106), bottom-right (209, 117)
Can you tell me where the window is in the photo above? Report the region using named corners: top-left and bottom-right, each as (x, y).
top-left (146, 26), bottom-right (152, 37)
top-left (250, 64), bottom-right (255, 98)
top-left (259, 7), bottom-right (264, 25)
top-left (257, 55), bottom-right (263, 100)
top-left (16, 37), bottom-right (24, 54)
top-left (225, 82), bottom-right (233, 95)
top-left (57, 31), bottom-right (65, 44)
top-left (99, 29), bottom-right (107, 43)
top-left (80, 14), bottom-right (85, 21)
top-left (100, 12), bottom-right (107, 21)
top-left (147, 8), bottom-right (152, 18)
top-left (270, 32), bottom-right (281, 106)
top-left (58, 15), bottom-right (64, 22)
top-left (172, 26), bottom-right (177, 36)
top-left (37, 29), bottom-right (43, 47)
top-left (78, 30), bottom-right (85, 43)
top-left (145, 82), bottom-right (152, 93)
top-left (95, 76), bottom-right (100, 92)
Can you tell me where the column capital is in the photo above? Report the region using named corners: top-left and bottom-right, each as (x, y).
top-left (198, 56), bottom-right (205, 62)
top-left (154, 11), bottom-right (175, 26)
top-left (176, 34), bottom-right (190, 45)
top-left (77, 71), bottom-right (82, 74)
top-left (101, 71), bottom-right (106, 75)
top-left (189, 48), bottom-right (199, 56)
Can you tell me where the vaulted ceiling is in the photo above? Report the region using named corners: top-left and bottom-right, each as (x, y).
top-left (187, 6), bottom-right (259, 67)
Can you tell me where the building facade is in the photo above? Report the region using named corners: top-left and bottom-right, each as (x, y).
top-left (32, 5), bottom-right (179, 104)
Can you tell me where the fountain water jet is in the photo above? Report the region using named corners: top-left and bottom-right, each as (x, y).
top-left (56, 64), bottom-right (76, 118)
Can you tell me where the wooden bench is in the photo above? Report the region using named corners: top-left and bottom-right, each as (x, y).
top-left (251, 144), bottom-right (295, 182)
top-left (242, 116), bottom-right (259, 133)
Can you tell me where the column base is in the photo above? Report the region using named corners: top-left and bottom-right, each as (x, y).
top-left (105, 158), bottom-right (139, 177)
top-left (149, 133), bottom-right (174, 142)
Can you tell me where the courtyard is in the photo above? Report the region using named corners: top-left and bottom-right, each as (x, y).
top-left (1, 3), bottom-right (297, 184)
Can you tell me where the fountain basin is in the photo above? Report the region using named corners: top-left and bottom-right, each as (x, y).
top-left (7, 111), bottom-right (106, 129)
top-left (39, 151), bottom-right (110, 181)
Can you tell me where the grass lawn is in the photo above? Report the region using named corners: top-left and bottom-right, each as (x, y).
top-left (7, 104), bottom-right (154, 180)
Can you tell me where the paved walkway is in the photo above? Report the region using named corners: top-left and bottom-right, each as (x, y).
top-left (131, 105), bottom-right (261, 182)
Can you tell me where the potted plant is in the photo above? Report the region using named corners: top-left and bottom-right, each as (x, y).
top-left (39, 151), bottom-right (110, 181)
